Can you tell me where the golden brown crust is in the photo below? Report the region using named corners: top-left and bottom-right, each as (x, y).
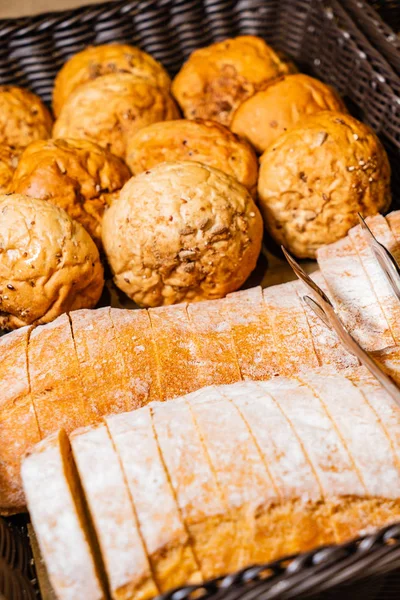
top-left (0, 145), bottom-right (22, 193)
top-left (53, 73), bottom-right (180, 160)
top-left (231, 74), bottom-right (347, 153)
top-left (126, 119), bottom-right (258, 197)
top-left (102, 161), bottom-right (263, 307)
top-left (0, 195), bottom-right (104, 330)
top-left (53, 43), bottom-right (171, 117)
top-left (0, 86), bottom-right (52, 148)
top-left (9, 138), bottom-right (131, 246)
top-left (172, 36), bottom-right (296, 126)
top-left (257, 111), bottom-right (391, 258)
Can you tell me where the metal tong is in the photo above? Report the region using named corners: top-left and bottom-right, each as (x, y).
top-left (358, 212), bottom-right (400, 301)
top-left (281, 246), bottom-right (400, 406)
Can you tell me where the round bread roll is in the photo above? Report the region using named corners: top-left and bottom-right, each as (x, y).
top-left (9, 138), bottom-right (131, 246)
top-left (126, 119), bottom-right (258, 196)
top-left (0, 146), bottom-right (22, 193)
top-left (0, 86), bottom-right (52, 149)
top-left (258, 111), bottom-right (391, 259)
top-left (102, 161), bottom-right (263, 307)
top-left (53, 43), bottom-right (171, 117)
top-left (53, 74), bottom-right (180, 160)
top-left (231, 74), bottom-right (347, 153)
top-left (0, 195), bottom-right (104, 330)
top-left (172, 35), bottom-right (296, 126)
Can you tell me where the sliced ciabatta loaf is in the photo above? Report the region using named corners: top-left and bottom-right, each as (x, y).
top-left (6, 210), bottom-right (400, 515)
top-left (23, 367), bottom-right (400, 600)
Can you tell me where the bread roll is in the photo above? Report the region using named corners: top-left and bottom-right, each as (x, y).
top-left (106, 407), bottom-right (202, 591)
top-left (0, 195), bottom-right (104, 330)
top-left (70, 423), bottom-right (158, 600)
top-left (21, 430), bottom-right (106, 600)
top-left (53, 43), bottom-right (171, 117)
top-left (0, 86), bottom-right (52, 149)
top-left (231, 74), bottom-right (347, 153)
top-left (172, 36), bottom-right (296, 126)
top-left (53, 74), bottom-right (179, 160)
top-left (102, 161), bottom-right (263, 306)
top-left (126, 119), bottom-right (258, 197)
top-left (23, 369), bottom-right (400, 600)
top-left (9, 138), bottom-right (131, 246)
top-left (0, 145), bottom-right (21, 193)
top-left (258, 111), bottom-right (391, 258)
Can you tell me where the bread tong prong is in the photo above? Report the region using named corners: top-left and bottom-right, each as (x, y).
top-left (358, 212), bottom-right (400, 302)
top-left (281, 246), bottom-right (400, 405)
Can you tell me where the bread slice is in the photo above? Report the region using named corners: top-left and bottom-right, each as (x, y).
top-left (108, 308), bottom-right (161, 408)
top-left (105, 407), bottom-right (202, 592)
top-left (225, 380), bottom-right (326, 556)
top-left (69, 308), bottom-right (129, 416)
top-left (263, 375), bottom-right (367, 543)
top-left (348, 219), bottom-right (398, 346)
top-left (371, 345), bottom-right (400, 387)
top-left (150, 398), bottom-right (234, 579)
top-left (386, 211), bottom-right (400, 251)
top-left (148, 304), bottom-right (205, 399)
top-left (70, 423), bottom-right (158, 600)
top-left (0, 327), bottom-right (40, 514)
top-left (346, 368), bottom-right (400, 467)
top-left (187, 385), bottom-right (279, 567)
top-left (223, 287), bottom-right (280, 380)
top-left (21, 430), bottom-right (106, 600)
top-left (262, 282), bottom-right (320, 375)
top-left (29, 314), bottom-right (96, 435)
top-left (293, 273), bottom-right (359, 370)
top-left (317, 236), bottom-right (393, 351)
top-left (186, 300), bottom-right (242, 387)
top-left (298, 368), bottom-right (400, 531)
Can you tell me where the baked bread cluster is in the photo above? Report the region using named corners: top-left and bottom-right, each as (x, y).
top-left (102, 161), bottom-right (263, 306)
top-left (0, 195), bottom-right (104, 330)
top-left (0, 36), bottom-right (393, 323)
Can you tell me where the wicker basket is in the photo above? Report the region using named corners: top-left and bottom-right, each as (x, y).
top-left (345, 0), bottom-right (400, 77)
top-left (2, 0), bottom-right (400, 598)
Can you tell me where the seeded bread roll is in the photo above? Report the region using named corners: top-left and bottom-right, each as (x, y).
top-left (126, 119), bottom-right (258, 197)
top-left (0, 86), bottom-right (52, 149)
top-left (53, 43), bottom-right (171, 117)
top-left (9, 138), bottom-right (131, 246)
top-left (172, 36), bottom-right (296, 126)
top-left (258, 111), bottom-right (391, 258)
top-left (0, 195), bottom-right (104, 330)
top-left (102, 161), bottom-right (263, 307)
top-left (231, 74), bottom-right (347, 153)
top-left (0, 145), bottom-right (22, 193)
top-left (53, 74), bottom-right (180, 160)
